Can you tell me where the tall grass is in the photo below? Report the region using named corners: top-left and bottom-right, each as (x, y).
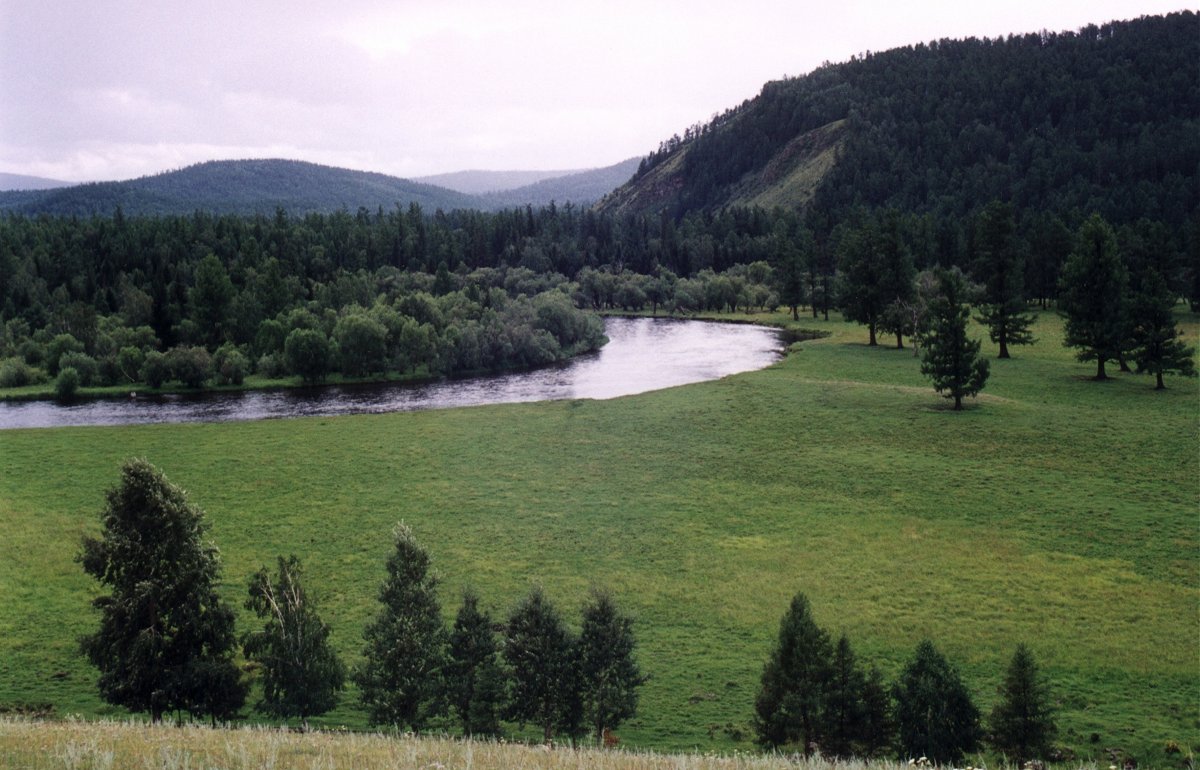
top-left (1, 717), bottom-right (932, 770)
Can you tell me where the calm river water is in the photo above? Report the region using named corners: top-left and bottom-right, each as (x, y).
top-left (0, 318), bottom-right (783, 430)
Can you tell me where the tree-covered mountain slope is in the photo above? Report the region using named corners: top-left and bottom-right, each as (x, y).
top-left (480, 157), bottom-right (641, 208)
top-left (600, 11), bottom-right (1199, 230)
top-left (0, 159), bottom-right (486, 217)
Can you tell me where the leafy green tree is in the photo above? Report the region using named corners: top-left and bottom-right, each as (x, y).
top-left (243, 555), bottom-right (345, 726)
top-left (920, 269), bottom-right (990, 410)
top-left (447, 589), bottom-right (504, 737)
top-left (754, 592), bottom-right (833, 754)
top-left (78, 459), bottom-right (246, 723)
top-left (1059, 214), bottom-right (1129, 380)
top-left (823, 634), bottom-right (867, 758)
top-left (578, 589), bottom-right (646, 743)
top-left (356, 523), bottom-right (447, 730)
top-left (139, 350), bottom-right (170, 388)
top-left (504, 587), bottom-right (582, 742)
top-left (46, 332), bottom-right (84, 376)
top-left (989, 643), bottom-right (1056, 764)
top-left (212, 344), bottom-right (248, 386)
top-left (973, 201), bottom-right (1036, 358)
top-left (1128, 268), bottom-right (1197, 389)
top-left (166, 345), bottom-right (213, 388)
top-left (335, 312), bottom-right (388, 377)
top-left (284, 328), bottom-right (335, 383)
top-left (893, 640), bottom-right (980, 764)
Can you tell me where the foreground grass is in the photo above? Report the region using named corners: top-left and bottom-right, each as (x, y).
top-left (0, 310), bottom-right (1195, 762)
top-left (0, 718), bottom-right (952, 770)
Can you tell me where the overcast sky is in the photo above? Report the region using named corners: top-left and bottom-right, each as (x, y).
top-left (0, 1), bottom-right (1186, 182)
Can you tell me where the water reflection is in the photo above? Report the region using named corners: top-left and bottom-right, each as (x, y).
top-left (0, 318), bottom-right (782, 429)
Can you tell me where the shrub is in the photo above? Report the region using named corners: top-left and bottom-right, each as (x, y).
top-left (0, 357), bottom-right (42, 388)
top-left (166, 346), bottom-right (212, 388)
top-left (55, 366), bottom-right (80, 401)
top-left (58, 352), bottom-right (98, 386)
top-left (255, 353), bottom-right (289, 379)
top-left (213, 344), bottom-right (248, 386)
top-left (139, 350), bottom-right (171, 388)
top-left (46, 333), bottom-right (84, 375)
top-left (116, 346), bottom-right (144, 383)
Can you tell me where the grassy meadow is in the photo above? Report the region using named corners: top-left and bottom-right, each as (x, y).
top-left (0, 310), bottom-right (1195, 763)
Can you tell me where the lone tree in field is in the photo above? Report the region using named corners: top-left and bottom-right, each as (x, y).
top-left (356, 523), bottom-right (447, 730)
top-left (447, 589), bottom-right (505, 737)
top-left (1059, 214), bottom-right (1129, 379)
top-left (893, 639), bottom-right (981, 764)
top-left (504, 587), bottom-right (583, 742)
top-left (578, 589), bottom-right (647, 743)
top-left (1128, 267), bottom-right (1197, 389)
top-left (243, 555), bottom-right (346, 726)
top-left (973, 201), bottom-right (1036, 358)
top-left (989, 643), bottom-right (1057, 764)
top-left (754, 592), bottom-right (833, 754)
top-left (920, 268), bottom-right (990, 410)
top-left (78, 459), bottom-right (245, 724)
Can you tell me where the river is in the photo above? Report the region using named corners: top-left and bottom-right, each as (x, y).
top-left (0, 317), bottom-right (783, 429)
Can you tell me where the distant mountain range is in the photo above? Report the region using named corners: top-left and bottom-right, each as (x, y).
top-left (414, 168), bottom-right (582, 195)
top-left (0, 172), bottom-right (69, 191)
top-left (0, 157), bottom-right (641, 217)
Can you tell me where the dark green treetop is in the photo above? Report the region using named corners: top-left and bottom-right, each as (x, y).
top-left (920, 268), bottom-right (990, 409)
top-left (577, 589), bottom-right (647, 743)
top-left (893, 639), bottom-right (981, 764)
top-left (754, 592), bottom-right (833, 754)
top-left (78, 458), bottom-right (245, 724)
top-left (989, 643), bottom-right (1057, 763)
top-left (503, 587), bottom-right (582, 742)
top-left (356, 523), bottom-right (447, 730)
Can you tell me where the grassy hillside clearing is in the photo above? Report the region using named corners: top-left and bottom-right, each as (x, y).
top-left (0, 311), bottom-right (1195, 762)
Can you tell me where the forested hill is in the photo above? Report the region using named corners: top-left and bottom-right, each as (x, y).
top-left (0, 159), bottom-right (487, 217)
top-left (599, 12), bottom-right (1199, 230)
top-left (480, 157), bottom-right (641, 208)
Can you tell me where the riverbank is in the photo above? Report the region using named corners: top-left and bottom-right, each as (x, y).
top-left (0, 310), bottom-right (1195, 760)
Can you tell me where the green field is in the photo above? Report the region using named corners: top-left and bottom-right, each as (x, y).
top-left (0, 311), bottom-right (1195, 762)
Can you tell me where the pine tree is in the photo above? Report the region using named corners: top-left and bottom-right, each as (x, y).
top-left (447, 589), bottom-right (504, 736)
top-left (973, 201), bottom-right (1036, 358)
top-left (356, 523), bottom-right (447, 730)
top-left (920, 268), bottom-right (990, 409)
top-left (504, 587), bottom-right (582, 742)
top-left (877, 210), bottom-right (917, 349)
top-left (78, 459), bottom-right (245, 723)
top-left (838, 219), bottom-right (885, 346)
top-left (989, 643), bottom-right (1057, 763)
top-left (243, 555), bottom-right (345, 726)
top-left (859, 664), bottom-right (895, 757)
top-left (823, 634), bottom-right (867, 758)
top-left (1059, 214), bottom-right (1129, 380)
top-left (893, 640), bottom-right (981, 764)
top-left (754, 592), bottom-right (833, 754)
top-left (578, 589), bottom-right (647, 743)
top-left (1128, 268), bottom-right (1197, 389)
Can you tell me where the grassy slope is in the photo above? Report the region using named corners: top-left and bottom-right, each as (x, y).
top-left (0, 311), bottom-right (1195, 760)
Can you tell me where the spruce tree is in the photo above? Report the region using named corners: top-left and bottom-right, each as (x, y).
top-left (973, 201), bottom-right (1036, 358)
top-left (754, 592), bottom-right (833, 754)
top-left (989, 643), bottom-right (1056, 764)
top-left (893, 640), bottom-right (981, 764)
top-left (503, 587), bottom-right (582, 742)
top-left (823, 633), bottom-right (867, 758)
top-left (356, 523), bottom-right (447, 730)
top-left (838, 219), bottom-right (885, 346)
top-left (1059, 214), bottom-right (1129, 380)
top-left (78, 459), bottom-right (245, 724)
top-left (877, 210), bottom-right (917, 349)
top-left (1128, 268), bottom-right (1197, 389)
top-left (243, 555), bottom-right (345, 726)
top-left (859, 664), bottom-right (895, 757)
top-left (578, 589), bottom-right (647, 743)
top-left (920, 268), bottom-right (990, 410)
top-left (447, 589), bottom-right (504, 736)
